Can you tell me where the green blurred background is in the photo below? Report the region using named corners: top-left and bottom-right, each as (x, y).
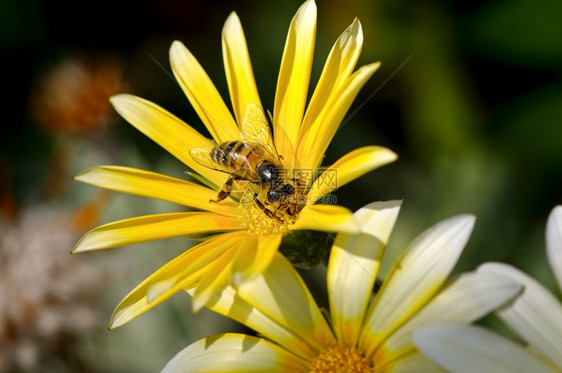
top-left (2, 0), bottom-right (561, 371)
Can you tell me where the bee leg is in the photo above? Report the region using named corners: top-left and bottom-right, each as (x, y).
top-left (253, 193), bottom-right (272, 217)
top-left (287, 205), bottom-right (296, 216)
top-left (273, 203), bottom-right (285, 217)
top-left (212, 175), bottom-right (260, 203)
top-left (285, 200), bottom-right (301, 216)
top-left (210, 177), bottom-right (235, 203)
top-left (270, 201), bottom-right (285, 223)
top-left (253, 193), bottom-right (282, 222)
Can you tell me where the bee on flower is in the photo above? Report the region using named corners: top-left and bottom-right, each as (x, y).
top-left (189, 103), bottom-right (305, 223)
top-left (73, 0), bottom-right (397, 329)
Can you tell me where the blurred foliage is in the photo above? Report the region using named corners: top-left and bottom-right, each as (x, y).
top-left (466, 0), bottom-right (562, 69)
top-left (2, 0), bottom-right (561, 371)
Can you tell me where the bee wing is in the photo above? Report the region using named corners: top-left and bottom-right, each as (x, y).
top-left (189, 146), bottom-right (233, 174)
top-left (241, 104), bottom-right (280, 161)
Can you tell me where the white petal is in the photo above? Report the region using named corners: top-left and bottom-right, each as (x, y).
top-left (359, 215), bottom-right (475, 359)
top-left (161, 333), bottom-right (308, 372)
top-left (546, 205), bottom-right (562, 291)
top-left (413, 323), bottom-right (556, 373)
top-left (328, 200), bottom-right (401, 347)
top-left (384, 271), bottom-right (522, 355)
top-left (478, 262), bottom-right (562, 369)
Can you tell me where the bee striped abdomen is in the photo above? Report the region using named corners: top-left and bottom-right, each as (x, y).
top-left (209, 141), bottom-right (265, 178)
top-left (212, 141), bottom-right (235, 164)
top-left (231, 142), bottom-right (246, 167)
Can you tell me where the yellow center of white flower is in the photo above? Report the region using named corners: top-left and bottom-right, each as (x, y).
top-left (309, 345), bottom-right (372, 373)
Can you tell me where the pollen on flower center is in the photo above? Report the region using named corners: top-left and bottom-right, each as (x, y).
top-left (235, 181), bottom-right (307, 235)
top-left (309, 345), bottom-right (372, 373)
top-left (238, 199), bottom-right (299, 235)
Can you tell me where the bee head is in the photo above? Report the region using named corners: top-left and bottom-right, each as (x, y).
top-left (258, 163), bottom-right (278, 182)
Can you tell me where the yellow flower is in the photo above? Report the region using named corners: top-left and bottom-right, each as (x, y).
top-left (73, 0), bottom-right (396, 329)
top-left (413, 206), bottom-right (562, 372)
top-left (162, 201), bottom-right (521, 372)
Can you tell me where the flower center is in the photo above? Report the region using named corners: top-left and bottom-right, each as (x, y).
top-left (236, 183), bottom-right (306, 235)
top-left (309, 345), bottom-right (371, 373)
top-left (238, 197), bottom-right (298, 235)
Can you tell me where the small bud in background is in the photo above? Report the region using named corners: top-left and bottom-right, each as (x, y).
top-left (29, 53), bottom-right (127, 137)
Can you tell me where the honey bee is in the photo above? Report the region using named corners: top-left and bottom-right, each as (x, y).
top-left (190, 104), bottom-right (301, 221)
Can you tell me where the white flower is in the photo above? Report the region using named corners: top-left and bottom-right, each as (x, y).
top-left (413, 205), bottom-right (562, 373)
top-left (162, 201), bottom-right (521, 372)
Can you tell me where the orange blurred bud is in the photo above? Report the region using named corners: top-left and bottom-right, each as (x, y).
top-left (30, 53), bottom-right (127, 137)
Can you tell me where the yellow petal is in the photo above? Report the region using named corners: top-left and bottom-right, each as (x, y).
top-left (307, 146), bottom-right (397, 199)
top-left (232, 234), bottom-right (282, 286)
top-left (358, 215), bottom-right (475, 360)
top-left (328, 201), bottom-right (401, 347)
top-left (380, 351), bottom-right (440, 372)
top-left (299, 18), bottom-right (363, 144)
top-left (237, 253), bottom-right (336, 352)
top-left (297, 62), bottom-right (381, 169)
top-left (191, 243), bottom-right (238, 312)
top-left (74, 165), bottom-right (238, 216)
top-left (109, 233), bottom-right (243, 329)
top-left (222, 12), bottom-right (262, 125)
top-left (190, 285), bottom-right (320, 359)
top-left (109, 94), bottom-right (225, 187)
top-left (162, 333), bottom-right (309, 372)
top-left (72, 212), bottom-right (241, 253)
top-left (291, 204), bottom-right (359, 234)
top-left (273, 0), bottom-right (317, 166)
top-left (170, 41), bottom-right (239, 143)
